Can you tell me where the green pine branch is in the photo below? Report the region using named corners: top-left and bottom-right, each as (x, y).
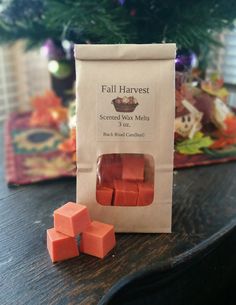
top-left (0, 0), bottom-right (236, 55)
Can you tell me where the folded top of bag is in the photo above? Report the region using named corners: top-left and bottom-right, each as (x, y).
top-left (74, 43), bottom-right (176, 61)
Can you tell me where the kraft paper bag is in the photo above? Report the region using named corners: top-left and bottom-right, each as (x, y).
top-left (74, 43), bottom-right (176, 233)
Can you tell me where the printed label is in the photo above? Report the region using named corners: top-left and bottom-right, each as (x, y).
top-left (97, 84), bottom-right (155, 141)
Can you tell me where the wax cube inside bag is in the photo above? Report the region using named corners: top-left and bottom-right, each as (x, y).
top-left (121, 154), bottom-right (145, 181)
top-left (96, 186), bottom-right (113, 206)
top-left (137, 182), bottom-right (154, 206)
top-left (113, 179), bottom-right (138, 206)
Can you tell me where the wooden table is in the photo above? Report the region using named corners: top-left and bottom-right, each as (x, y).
top-left (1, 123), bottom-right (236, 305)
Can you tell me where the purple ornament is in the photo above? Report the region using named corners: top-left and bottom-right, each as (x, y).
top-left (41, 39), bottom-right (65, 60)
top-left (175, 49), bottom-right (197, 72)
top-left (118, 0), bottom-right (126, 6)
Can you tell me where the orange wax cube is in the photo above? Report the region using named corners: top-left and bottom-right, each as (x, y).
top-left (54, 202), bottom-right (91, 237)
top-left (122, 155), bottom-right (145, 181)
top-left (80, 221), bottom-right (116, 258)
top-left (47, 228), bottom-right (79, 263)
top-left (98, 154), bottom-right (122, 183)
top-left (113, 180), bottom-right (138, 206)
top-left (137, 182), bottom-right (154, 206)
top-left (96, 186), bottom-right (113, 205)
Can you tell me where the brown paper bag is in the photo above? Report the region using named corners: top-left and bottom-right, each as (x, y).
top-left (74, 44), bottom-right (176, 233)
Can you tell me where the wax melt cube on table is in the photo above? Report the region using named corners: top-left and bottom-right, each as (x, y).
top-left (98, 154), bottom-right (122, 183)
top-left (54, 202), bottom-right (91, 237)
top-left (113, 180), bottom-right (138, 206)
top-left (137, 182), bottom-right (154, 206)
top-left (47, 228), bottom-right (79, 263)
top-left (121, 155), bottom-right (145, 181)
top-left (96, 185), bottom-right (113, 205)
top-left (80, 221), bottom-right (116, 258)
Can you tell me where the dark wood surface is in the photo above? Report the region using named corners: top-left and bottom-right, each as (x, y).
top-left (1, 123), bottom-right (236, 305)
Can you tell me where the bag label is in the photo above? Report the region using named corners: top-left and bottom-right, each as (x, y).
top-left (97, 84), bottom-right (155, 141)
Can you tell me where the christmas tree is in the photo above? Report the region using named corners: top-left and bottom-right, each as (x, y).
top-left (0, 0), bottom-right (236, 65)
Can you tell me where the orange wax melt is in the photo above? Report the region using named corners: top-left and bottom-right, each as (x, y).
top-left (99, 154), bottom-right (122, 183)
top-left (121, 155), bottom-right (145, 181)
top-left (113, 180), bottom-right (138, 206)
top-left (80, 221), bottom-right (116, 258)
top-left (54, 202), bottom-right (91, 237)
top-left (137, 182), bottom-right (154, 206)
top-left (47, 228), bottom-right (79, 263)
top-left (96, 186), bottom-right (113, 205)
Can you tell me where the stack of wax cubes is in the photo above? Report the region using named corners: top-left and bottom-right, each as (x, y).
top-left (47, 202), bottom-right (116, 263)
top-left (96, 154), bottom-right (154, 206)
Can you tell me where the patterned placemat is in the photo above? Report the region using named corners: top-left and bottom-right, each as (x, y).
top-left (5, 112), bottom-right (75, 185)
top-left (174, 150), bottom-right (236, 169)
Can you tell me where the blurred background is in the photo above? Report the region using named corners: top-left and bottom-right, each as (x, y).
top-left (1, 0), bottom-right (236, 185)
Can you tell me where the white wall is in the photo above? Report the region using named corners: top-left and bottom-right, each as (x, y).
top-left (0, 42), bottom-right (51, 121)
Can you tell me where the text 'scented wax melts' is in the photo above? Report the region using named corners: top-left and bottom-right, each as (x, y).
top-left (80, 221), bottom-right (116, 258)
top-left (75, 43), bottom-right (176, 232)
top-left (47, 228), bottom-right (79, 263)
top-left (54, 202), bottom-right (91, 237)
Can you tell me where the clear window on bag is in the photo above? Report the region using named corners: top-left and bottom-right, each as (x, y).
top-left (96, 153), bottom-right (154, 207)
